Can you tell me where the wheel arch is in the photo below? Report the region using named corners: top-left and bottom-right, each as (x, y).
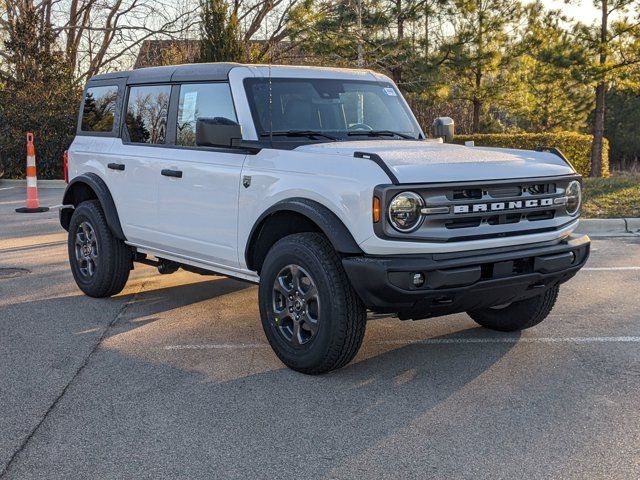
top-left (60, 173), bottom-right (126, 240)
top-left (245, 198), bottom-right (363, 273)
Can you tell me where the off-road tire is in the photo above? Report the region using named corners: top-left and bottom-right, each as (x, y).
top-left (68, 200), bottom-right (131, 298)
top-left (467, 284), bottom-right (560, 332)
top-left (258, 232), bottom-right (367, 374)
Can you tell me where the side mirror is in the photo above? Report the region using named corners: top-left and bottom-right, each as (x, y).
top-left (432, 117), bottom-right (455, 143)
top-left (196, 117), bottom-right (242, 147)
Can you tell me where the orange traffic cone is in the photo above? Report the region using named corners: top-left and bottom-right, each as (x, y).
top-left (16, 133), bottom-right (49, 213)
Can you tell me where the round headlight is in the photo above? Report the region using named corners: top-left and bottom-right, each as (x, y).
top-left (566, 180), bottom-right (582, 216)
top-left (388, 191), bottom-right (424, 232)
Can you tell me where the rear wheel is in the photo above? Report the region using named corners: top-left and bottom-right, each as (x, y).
top-left (67, 200), bottom-right (131, 298)
top-left (258, 232), bottom-right (366, 374)
top-left (467, 284), bottom-right (560, 332)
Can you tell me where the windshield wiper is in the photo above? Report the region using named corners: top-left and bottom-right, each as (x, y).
top-left (347, 130), bottom-right (415, 139)
top-left (261, 130), bottom-right (338, 141)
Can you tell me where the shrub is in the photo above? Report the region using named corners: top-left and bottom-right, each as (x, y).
top-left (452, 132), bottom-right (609, 177)
top-left (0, 86), bottom-right (79, 179)
top-left (0, 4), bottom-right (80, 180)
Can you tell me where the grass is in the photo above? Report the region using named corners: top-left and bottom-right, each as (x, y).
top-left (582, 174), bottom-right (640, 218)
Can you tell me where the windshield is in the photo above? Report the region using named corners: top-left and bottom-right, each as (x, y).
top-left (244, 78), bottom-right (422, 142)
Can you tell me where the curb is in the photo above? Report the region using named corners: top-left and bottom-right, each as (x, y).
top-left (627, 218), bottom-right (640, 234)
top-left (576, 218), bottom-right (640, 237)
top-left (0, 179), bottom-right (66, 188)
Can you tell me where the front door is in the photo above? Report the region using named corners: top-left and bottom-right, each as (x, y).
top-left (154, 82), bottom-right (246, 268)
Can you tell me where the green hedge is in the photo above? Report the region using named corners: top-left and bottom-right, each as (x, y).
top-left (453, 132), bottom-right (609, 177)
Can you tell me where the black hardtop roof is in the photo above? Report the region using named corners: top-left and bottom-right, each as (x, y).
top-left (88, 62), bottom-right (241, 85)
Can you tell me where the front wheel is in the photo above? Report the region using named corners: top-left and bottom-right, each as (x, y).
top-left (467, 284), bottom-right (560, 332)
top-left (258, 232), bottom-right (366, 374)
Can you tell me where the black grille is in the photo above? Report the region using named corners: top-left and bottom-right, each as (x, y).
top-left (374, 175), bottom-right (579, 243)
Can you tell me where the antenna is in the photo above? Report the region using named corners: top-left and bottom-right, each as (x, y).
top-left (268, 62), bottom-right (273, 148)
top-left (265, 19), bottom-right (273, 148)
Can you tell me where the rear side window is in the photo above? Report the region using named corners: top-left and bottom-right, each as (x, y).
top-left (81, 86), bottom-right (118, 132)
top-left (176, 83), bottom-right (237, 146)
top-left (125, 85), bottom-right (171, 144)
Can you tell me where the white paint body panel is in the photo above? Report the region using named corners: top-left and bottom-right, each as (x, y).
top-left (155, 148), bottom-right (246, 267)
top-left (238, 148), bottom-right (389, 269)
top-left (68, 64), bottom-right (580, 279)
top-left (295, 140), bottom-right (574, 184)
top-left (108, 142), bottom-right (164, 245)
top-left (235, 147), bottom-right (578, 263)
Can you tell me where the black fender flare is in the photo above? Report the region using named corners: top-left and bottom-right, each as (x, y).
top-left (60, 173), bottom-right (126, 240)
top-left (245, 198), bottom-right (363, 270)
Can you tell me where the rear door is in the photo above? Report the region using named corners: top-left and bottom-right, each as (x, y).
top-left (155, 82), bottom-right (247, 268)
top-left (112, 84), bottom-right (173, 248)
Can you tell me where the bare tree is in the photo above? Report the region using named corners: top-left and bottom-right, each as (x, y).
top-left (235, 0), bottom-right (304, 61)
top-left (1, 0), bottom-right (200, 80)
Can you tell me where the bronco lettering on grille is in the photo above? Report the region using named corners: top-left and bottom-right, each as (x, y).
top-left (453, 198), bottom-right (554, 214)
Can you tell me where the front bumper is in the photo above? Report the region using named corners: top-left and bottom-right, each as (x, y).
top-left (342, 234), bottom-right (590, 320)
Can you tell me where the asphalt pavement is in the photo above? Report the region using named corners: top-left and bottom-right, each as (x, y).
top-left (1, 186), bottom-right (639, 479)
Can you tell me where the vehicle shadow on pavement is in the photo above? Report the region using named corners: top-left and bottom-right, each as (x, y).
top-left (0, 276), bottom-right (252, 351)
top-left (106, 277), bottom-right (253, 333)
top-left (3, 323), bottom-right (520, 479)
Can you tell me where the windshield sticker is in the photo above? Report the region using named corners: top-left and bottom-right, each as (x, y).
top-left (182, 91), bottom-right (198, 122)
top-left (384, 87), bottom-right (397, 96)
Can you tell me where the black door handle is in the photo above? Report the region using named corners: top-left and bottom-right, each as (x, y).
top-left (161, 169), bottom-right (183, 178)
top-left (108, 163), bottom-right (125, 171)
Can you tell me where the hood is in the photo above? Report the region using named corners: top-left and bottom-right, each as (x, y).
top-left (294, 140), bottom-right (575, 184)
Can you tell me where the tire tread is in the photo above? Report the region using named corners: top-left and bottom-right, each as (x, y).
top-left (260, 232), bottom-right (366, 374)
top-left (68, 200), bottom-right (131, 298)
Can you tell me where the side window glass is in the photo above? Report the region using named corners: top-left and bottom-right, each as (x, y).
top-left (81, 86), bottom-right (118, 132)
top-left (177, 83), bottom-right (237, 146)
top-left (125, 85), bottom-right (171, 144)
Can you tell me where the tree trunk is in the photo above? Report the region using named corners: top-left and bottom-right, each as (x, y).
top-left (472, 98), bottom-right (481, 134)
top-left (472, 69), bottom-right (482, 133)
top-left (471, 0), bottom-right (483, 134)
top-left (356, 0), bottom-right (363, 67)
top-left (590, 83), bottom-right (606, 177)
top-left (397, 0), bottom-right (404, 39)
top-left (590, 0), bottom-right (608, 177)
top-left (424, 4), bottom-right (430, 57)
top-left (393, 0), bottom-right (404, 83)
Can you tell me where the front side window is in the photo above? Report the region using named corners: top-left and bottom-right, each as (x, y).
top-left (244, 78), bottom-right (420, 142)
top-left (176, 83), bottom-right (237, 146)
top-left (81, 85), bottom-right (118, 132)
top-left (125, 85), bottom-right (171, 144)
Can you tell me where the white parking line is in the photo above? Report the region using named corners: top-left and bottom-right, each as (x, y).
top-left (583, 267), bottom-right (640, 271)
top-left (165, 343), bottom-right (267, 350)
top-left (379, 336), bottom-right (640, 345)
top-left (0, 187), bottom-right (15, 191)
top-left (163, 336), bottom-right (640, 351)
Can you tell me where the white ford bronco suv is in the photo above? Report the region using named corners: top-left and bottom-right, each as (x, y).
top-left (61, 63), bottom-right (590, 374)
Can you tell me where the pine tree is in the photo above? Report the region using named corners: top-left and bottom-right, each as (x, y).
top-left (440, 0), bottom-right (522, 133)
top-left (292, 0), bottom-right (392, 69)
top-left (198, 0), bottom-right (245, 63)
top-left (512, 3), bottom-right (591, 132)
top-left (578, 0), bottom-right (640, 176)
